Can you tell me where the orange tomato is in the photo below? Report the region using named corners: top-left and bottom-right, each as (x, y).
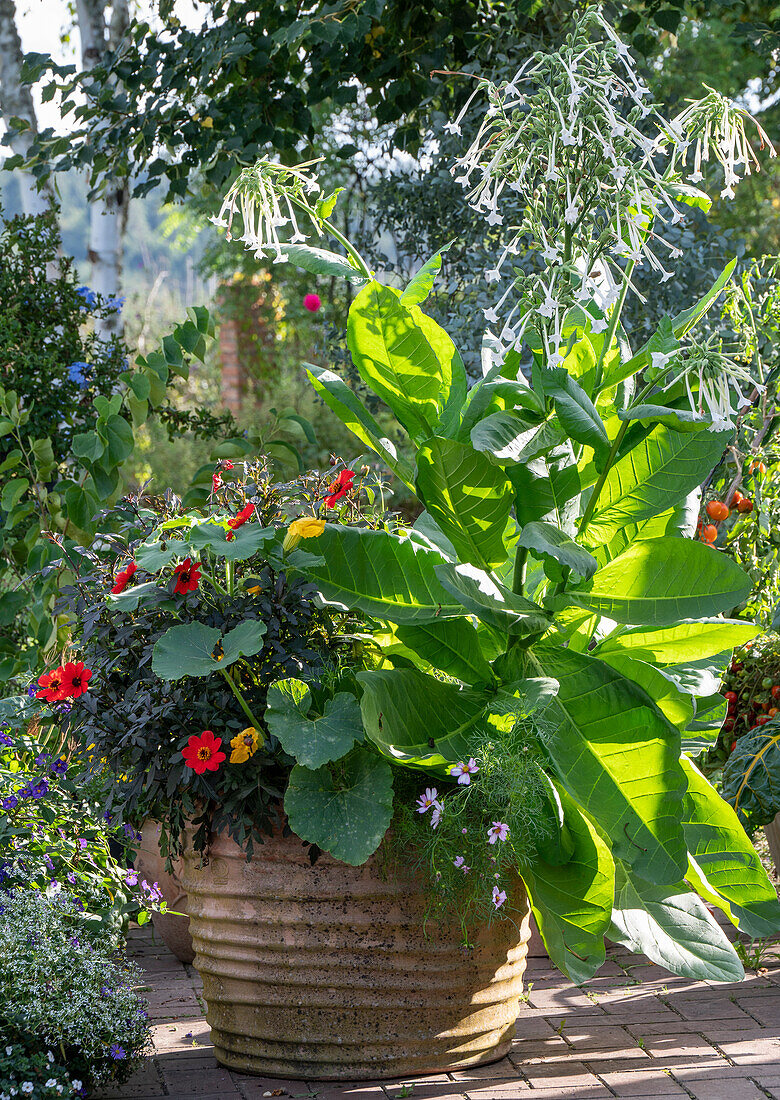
top-left (706, 500), bottom-right (730, 521)
top-left (701, 523), bottom-right (718, 543)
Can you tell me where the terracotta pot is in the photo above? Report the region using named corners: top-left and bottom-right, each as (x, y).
top-left (134, 820), bottom-right (195, 964)
top-left (180, 826), bottom-right (531, 1080)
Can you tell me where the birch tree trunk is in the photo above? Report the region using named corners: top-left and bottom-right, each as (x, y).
top-left (0, 0), bottom-right (53, 215)
top-left (76, 0), bottom-right (129, 339)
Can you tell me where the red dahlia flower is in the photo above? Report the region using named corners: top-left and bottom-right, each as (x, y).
top-left (226, 502), bottom-right (255, 540)
top-left (36, 669), bottom-right (64, 702)
top-left (173, 558), bottom-right (201, 594)
top-left (182, 730), bottom-right (226, 774)
top-left (57, 661), bottom-right (93, 699)
top-left (111, 560), bottom-right (137, 595)
top-left (324, 469), bottom-right (355, 508)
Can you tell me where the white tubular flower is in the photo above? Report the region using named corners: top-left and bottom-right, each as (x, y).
top-left (212, 159), bottom-right (322, 255)
top-left (449, 5), bottom-right (774, 341)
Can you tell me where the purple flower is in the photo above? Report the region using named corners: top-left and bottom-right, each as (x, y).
top-left (0, 731), bottom-right (12, 746)
top-left (110, 1043), bottom-right (127, 1060)
top-left (448, 758), bottom-right (479, 785)
top-left (124, 870), bottom-right (138, 886)
top-left (35, 753), bottom-right (50, 767)
top-left (487, 821), bottom-right (509, 845)
top-left (27, 682), bottom-right (37, 698)
top-left (67, 873), bottom-right (76, 884)
top-left (44, 855), bottom-right (54, 870)
top-left (50, 758), bottom-right (67, 776)
top-left (78, 838), bottom-right (88, 850)
top-left (2, 795), bottom-right (18, 810)
top-left (415, 787), bottom-right (439, 814)
top-left (492, 885), bottom-right (507, 909)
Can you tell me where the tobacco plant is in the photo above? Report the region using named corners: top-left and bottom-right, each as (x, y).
top-left (215, 7), bottom-right (780, 983)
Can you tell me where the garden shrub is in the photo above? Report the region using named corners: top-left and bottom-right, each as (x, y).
top-left (0, 890), bottom-right (151, 1094)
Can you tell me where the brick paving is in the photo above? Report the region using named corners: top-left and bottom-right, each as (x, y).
top-left (100, 924), bottom-right (780, 1100)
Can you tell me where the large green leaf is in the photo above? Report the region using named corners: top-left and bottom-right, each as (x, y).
top-left (435, 562), bottom-right (551, 636)
top-left (358, 667), bottom-right (488, 771)
top-left (460, 379), bottom-right (544, 443)
top-left (531, 645), bottom-right (687, 884)
top-left (301, 525), bottom-right (464, 624)
top-left (521, 787), bottom-right (614, 984)
top-left (470, 411), bottom-right (541, 464)
top-left (347, 280), bottom-right (449, 443)
top-left (284, 748), bottom-right (394, 865)
top-left (597, 652), bottom-right (694, 731)
top-left (395, 619), bottom-right (496, 685)
top-left (596, 619), bottom-right (759, 665)
top-left (681, 757), bottom-right (780, 939)
top-left (555, 538), bottom-right (752, 626)
top-left (152, 619), bottom-right (267, 679)
top-left (188, 519), bottom-right (276, 561)
top-left (518, 521), bottom-right (598, 581)
top-left (583, 425), bottom-right (731, 548)
top-left (415, 437), bottom-right (515, 570)
top-left (265, 679), bottom-right (364, 768)
top-left (721, 720), bottom-right (780, 832)
top-left (544, 368), bottom-right (610, 461)
top-left (305, 363), bottom-right (415, 489)
top-left (274, 243), bottom-right (368, 284)
top-left (409, 307), bottom-right (467, 439)
top-left (136, 536), bottom-right (190, 572)
top-left (609, 864), bottom-right (744, 983)
top-left (399, 242), bottom-right (453, 307)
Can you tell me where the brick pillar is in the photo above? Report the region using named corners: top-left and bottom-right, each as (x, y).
top-left (219, 317), bottom-right (245, 415)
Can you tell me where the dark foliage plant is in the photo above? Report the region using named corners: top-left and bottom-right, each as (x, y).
top-left (53, 464), bottom-right (365, 858)
top-left (0, 206), bottom-right (126, 465)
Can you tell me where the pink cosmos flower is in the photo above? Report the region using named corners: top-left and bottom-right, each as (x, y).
top-left (488, 821), bottom-right (509, 844)
top-left (492, 885), bottom-right (507, 909)
top-left (430, 801), bottom-right (443, 829)
top-left (415, 788), bottom-right (439, 813)
top-left (449, 758), bottom-right (479, 785)
top-left (453, 855), bottom-right (470, 872)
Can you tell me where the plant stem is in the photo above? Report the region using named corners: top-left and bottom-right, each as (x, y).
top-left (221, 669), bottom-right (265, 739)
top-left (592, 258), bottom-right (635, 393)
top-left (512, 546), bottom-right (528, 595)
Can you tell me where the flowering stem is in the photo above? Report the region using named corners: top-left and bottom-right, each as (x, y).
top-left (592, 259), bottom-right (635, 392)
top-left (321, 216), bottom-right (373, 280)
top-left (220, 669), bottom-right (264, 739)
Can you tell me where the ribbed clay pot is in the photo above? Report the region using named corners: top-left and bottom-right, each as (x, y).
top-left (135, 820), bottom-right (195, 965)
top-left (180, 825), bottom-right (530, 1080)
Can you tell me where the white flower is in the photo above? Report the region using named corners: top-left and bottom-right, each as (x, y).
top-left (651, 351), bottom-right (676, 372)
top-left (485, 268), bottom-right (502, 284)
top-left (483, 306), bottom-right (500, 324)
top-left (4, 1048), bottom-right (10, 1057)
top-left (416, 788), bottom-right (439, 813)
top-left (589, 316), bottom-right (609, 334)
top-left (47, 1052), bottom-right (54, 1063)
top-left (430, 801), bottom-right (443, 829)
top-left (449, 758), bottom-right (479, 785)
top-left (45, 1082), bottom-right (57, 1089)
top-left (72, 1084), bottom-right (83, 1092)
top-left (21, 1087), bottom-right (33, 1096)
top-left (443, 120), bottom-right (461, 136)
top-left (486, 207), bottom-right (503, 226)
top-left (547, 350), bottom-right (565, 368)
